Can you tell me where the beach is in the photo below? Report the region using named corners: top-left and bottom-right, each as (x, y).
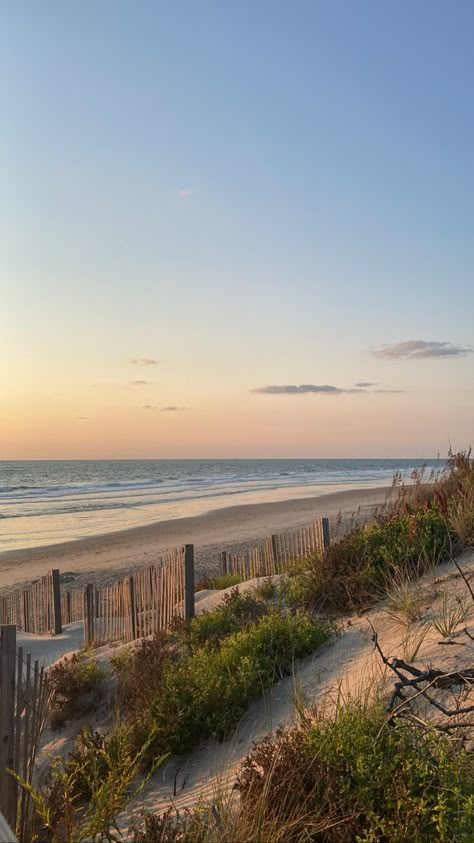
top-left (0, 485), bottom-right (388, 591)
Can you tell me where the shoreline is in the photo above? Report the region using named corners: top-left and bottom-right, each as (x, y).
top-left (0, 485), bottom-right (389, 591)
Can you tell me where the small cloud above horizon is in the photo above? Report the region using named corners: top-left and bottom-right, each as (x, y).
top-left (76, 416), bottom-right (89, 420)
top-left (130, 358), bottom-right (158, 366)
top-left (143, 404), bottom-right (187, 411)
top-left (130, 380), bottom-right (151, 386)
top-left (251, 384), bottom-right (366, 395)
top-left (251, 383), bottom-right (407, 396)
top-left (177, 188), bottom-right (192, 199)
top-left (373, 340), bottom-right (472, 360)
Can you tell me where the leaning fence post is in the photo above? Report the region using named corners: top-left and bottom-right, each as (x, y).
top-left (51, 569), bottom-right (62, 635)
top-left (84, 584), bottom-right (95, 647)
top-left (0, 624), bottom-right (17, 830)
top-left (184, 544), bottom-right (195, 620)
top-left (322, 517), bottom-right (330, 549)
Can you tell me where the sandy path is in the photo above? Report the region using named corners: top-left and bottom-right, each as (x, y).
top-left (0, 486), bottom-right (387, 591)
top-left (16, 623), bottom-right (85, 667)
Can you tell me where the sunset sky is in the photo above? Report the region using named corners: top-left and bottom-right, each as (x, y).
top-left (1, 1), bottom-right (473, 459)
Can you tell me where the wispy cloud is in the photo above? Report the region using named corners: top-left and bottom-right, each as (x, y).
top-left (76, 416), bottom-right (89, 420)
top-left (162, 405), bottom-right (186, 412)
top-left (251, 384), bottom-right (366, 395)
top-left (130, 358), bottom-right (158, 366)
top-left (251, 383), bottom-right (407, 396)
top-left (177, 188), bottom-right (192, 199)
top-left (143, 404), bottom-right (158, 410)
top-left (130, 380), bottom-right (151, 386)
top-left (373, 340), bottom-right (472, 360)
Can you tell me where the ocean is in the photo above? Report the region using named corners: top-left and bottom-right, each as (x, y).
top-left (0, 458), bottom-right (444, 552)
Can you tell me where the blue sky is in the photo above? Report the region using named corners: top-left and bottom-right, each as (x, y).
top-left (1, 1), bottom-right (473, 458)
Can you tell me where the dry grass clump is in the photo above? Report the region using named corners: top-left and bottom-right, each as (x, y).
top-left (400, 621), bottom-right (432, 661)
top-left (383, 566), bottom-right (427, 626)
top-left (432, 592), bottom-right (474, 639)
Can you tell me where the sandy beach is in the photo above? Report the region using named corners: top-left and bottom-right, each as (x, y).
top-left (0, 485), bottom-right (388, 592)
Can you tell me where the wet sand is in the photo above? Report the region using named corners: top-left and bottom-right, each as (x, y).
top-left (0, 485), bottom-right (389, 591)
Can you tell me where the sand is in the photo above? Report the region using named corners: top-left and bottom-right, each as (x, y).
top-left (0, 485), bottom-right (389, 592)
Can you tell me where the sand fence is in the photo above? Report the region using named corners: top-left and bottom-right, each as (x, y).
top-left (220, 517), bottom-right (330, 579)
top-left (0, 624), bottom-right (51, 838)
top-left (0, 517), bottom-right (330, 651)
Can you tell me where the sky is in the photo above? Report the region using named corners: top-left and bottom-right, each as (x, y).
top-left (1, 0), bottom-right (473, 459)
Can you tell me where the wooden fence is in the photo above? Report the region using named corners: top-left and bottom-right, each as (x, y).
top-left (0, 517), bottom-right (330, 646)
top-left (0, 570), bottom-right (62, 636)
top-left (0, 624), bottom-right (51, 840)
top-left (60, 588), bottom-right (85, 625)
top-left (83, 544), bottom-right (194, 647)
top-left (220, 518), bottom-right (330, 581)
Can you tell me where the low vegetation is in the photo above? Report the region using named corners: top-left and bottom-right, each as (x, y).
top-left (196, 572), bottom-right (242, 590)
top-left (25, 451), bottom-right (474, 841)
top-left (279, 451), bottom-right (474, 617)
top-left (119, 607), bottom-right (330, 761)
top-left (48, 653), bottom-right (105, 730)
top-left (131, 699), bottom-right (474, 842)
top-left (27, 726), bottom-right (160, 843)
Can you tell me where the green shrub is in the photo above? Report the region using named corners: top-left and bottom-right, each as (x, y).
top-left (237, 700), bottom-right (474, 842)
top-left (288, 507), bottom-right (449, 614)
top-left (254, 577), bottom-right (278, 599)
top-left (111, 633), bottom-right (170, 716)
top-left (203, 573), bottom-right (242, 589)
top-left (136, 611), bottom-right (330, 762)
top-left (186, 588), bottom-right (269, 650)
top-left (49, 653), bottom-right (105, 729)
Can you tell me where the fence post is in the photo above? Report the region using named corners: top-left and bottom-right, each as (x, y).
top-left (322, 517), bottom-right (330, 549)
top-left (66, 591), bottom-right (72, 625)
top-left (271, 534), bottom-right (279, 565)
top-left (84, 584), bottom-right (95, 647)
top-left (221, 551), bottom-right (228, 576)
top-left (127, 577), bottom-right (136, 640)
top-left (0, 624), bottom-right (17, 830)
top-left (184, 544), bottom-right (195, 620)
top-left (51, 569), bottom-right (62, 635)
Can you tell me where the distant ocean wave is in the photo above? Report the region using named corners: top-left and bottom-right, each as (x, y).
top-left (0, 458), bottom-right (445, 551)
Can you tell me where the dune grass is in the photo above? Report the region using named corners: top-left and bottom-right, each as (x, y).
top-left (130, 697), bottom-right (474, 842)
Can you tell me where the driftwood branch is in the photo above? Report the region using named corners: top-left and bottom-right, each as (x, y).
top-left (369, 621), bottom-right (474, 723)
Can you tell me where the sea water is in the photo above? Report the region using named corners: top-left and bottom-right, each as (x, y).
top-left (0, 458), bottom-right (444, 552)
